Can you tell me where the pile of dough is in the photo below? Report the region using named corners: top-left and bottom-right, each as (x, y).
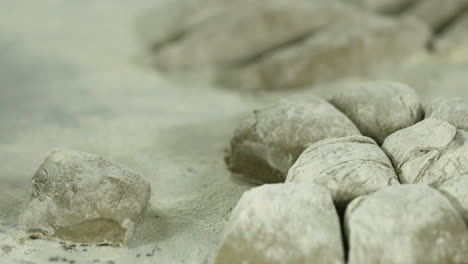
top-left (138, 0), bottom-right (429, 90)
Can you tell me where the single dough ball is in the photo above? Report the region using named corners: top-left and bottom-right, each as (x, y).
top-left (214, 183), bottom-right (344, 264)
top-left (287, 136), bottom-right (399, 207)
top-left (382, 118), bottom-right (467, 187)
top-left (425, 97), bottom-right (468, 131)
top-left (345, 184), bottom-right (468, 264)
top-left (226, 95), bottom-right (361, 183)
top-left (329, 81), bottom-right (423, 144)
top-left (20, 149), bottom-right (151, 246)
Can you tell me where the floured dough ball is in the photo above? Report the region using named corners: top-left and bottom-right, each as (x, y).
top-left (226, 95), bottom-right (361, 183)
top-left (329, 81), bottom-right (423, 145)
top-left (287, 136), bottom-right (399, 207)
top-left (382, 119), bottom-right (468, 223)
top-left (214, 183), bottom-right (344, 264)
top-left (382, 118), bottom-right (467, 186)
top-left (425, 97), bottom-right (468, 131)
top-left (345, 184), bottom-right (468, 264)
top-left (20, 149), bottom-right (151, 246)
top-left (220, 16), bottom-right (429, 90)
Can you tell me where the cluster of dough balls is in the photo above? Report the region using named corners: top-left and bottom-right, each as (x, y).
top-left (219, 81), bottom-right (468, 263)
top-left (139, 0), bottom-right (430, 91)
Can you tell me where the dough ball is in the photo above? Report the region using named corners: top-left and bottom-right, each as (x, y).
top-left (226, 95), bottom-right (360, 183)
top-left (20, 149), bottom-right (151, 246)
top-left (382, 118), bottom-right (467, 186)
top-left (287, 136), bottom-right (399, 207)
top-left (345, 184), bottom-right (468, 264)
top-left (214, 183), bottom-right (344, 264)
top-left (330, 81), bottom-right (423, 144)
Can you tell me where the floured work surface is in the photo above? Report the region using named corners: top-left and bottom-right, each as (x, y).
top-left (1, 0), bottom-right (468, 264)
